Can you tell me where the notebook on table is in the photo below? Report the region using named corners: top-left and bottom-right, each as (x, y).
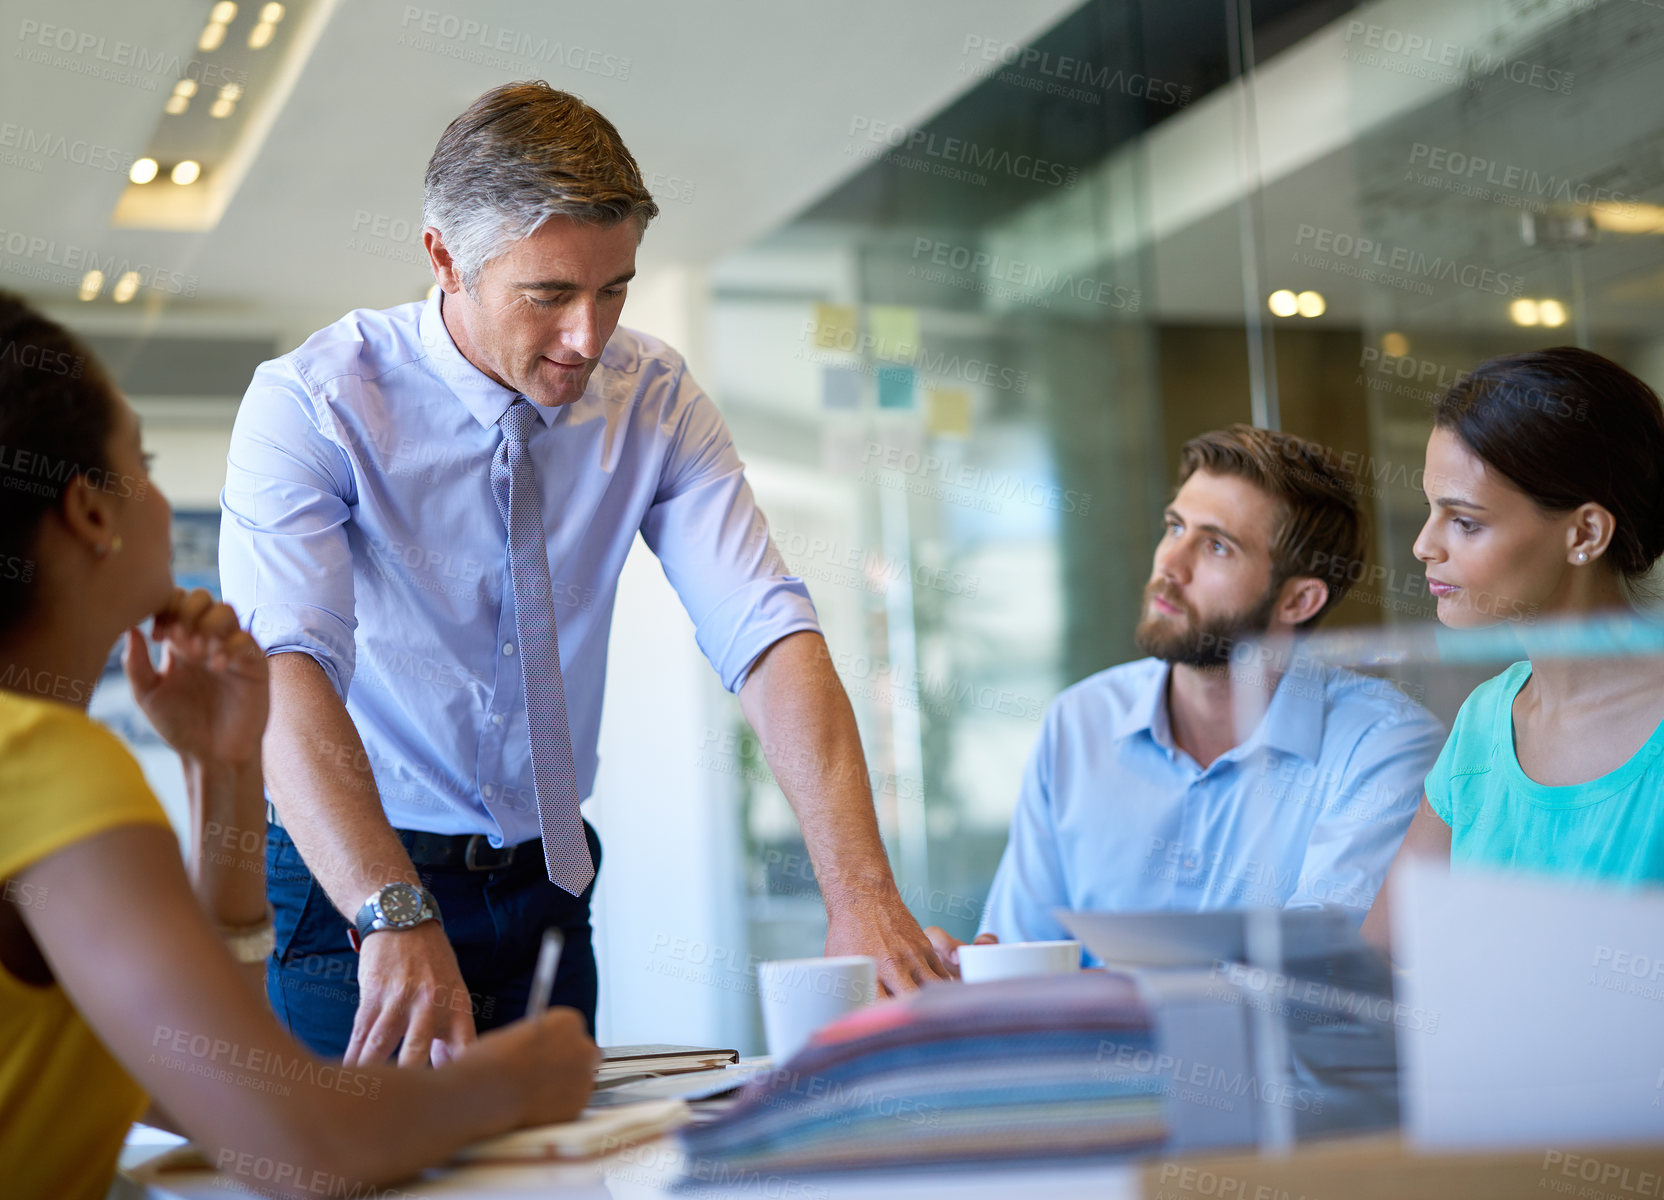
top-left (597, 1044), bottom-right (740, 1081)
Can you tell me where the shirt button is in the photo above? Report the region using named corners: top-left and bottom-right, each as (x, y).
top-left (492, 713), bottom-right (504, 725)
top-left (503, 642), bottom-right (515, 656)
top-left (482, 784), bottom-right (494, 797)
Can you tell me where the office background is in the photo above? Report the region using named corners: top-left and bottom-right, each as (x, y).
top-left (5, 0), bottom-right (1661, 1052)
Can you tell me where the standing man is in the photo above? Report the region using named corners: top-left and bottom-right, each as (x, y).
top-left (222, 82), bottom-right (947, 1066)
top-left (928, 426), bottom-right (1444, 964)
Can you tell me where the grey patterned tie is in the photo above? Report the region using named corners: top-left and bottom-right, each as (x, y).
top-left (490, 399), bottom-right (595, 895)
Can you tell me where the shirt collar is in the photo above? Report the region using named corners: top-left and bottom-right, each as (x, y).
top-left (1112, 659), bottom-right (1173, 745)
top-left (1112, 656), bottom-right (1325, 762)
top-left (417, 289), bottom-right (519, 429)
top-left (1249, 663), bottom-right (1326, 762)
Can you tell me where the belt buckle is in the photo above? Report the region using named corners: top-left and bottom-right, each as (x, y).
top-left (463, 835), bottom-right (513, 871)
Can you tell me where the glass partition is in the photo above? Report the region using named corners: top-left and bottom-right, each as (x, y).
top-left (1221, 612), bottom-right (1664, 1146)
top-left (705, 1), bottom-right (1188, 976)
top-left (702, 0), bottom-right (1664, 1051)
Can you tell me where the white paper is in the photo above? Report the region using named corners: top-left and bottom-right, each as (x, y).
top-left (1396, 860), bottom-right (1664, 1149)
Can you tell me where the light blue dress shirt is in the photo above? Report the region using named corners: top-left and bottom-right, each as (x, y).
top-left (980, 658), bottom-right (1444, 948)
top-left (220, 292), bottom-right (820, 847)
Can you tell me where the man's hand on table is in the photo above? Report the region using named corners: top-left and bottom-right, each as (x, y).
top-left (345, 921), bottom-right (478, 1067)
top-left (825, 891), bottom-right (953, 996)
top-left (922, 927), bottom-right (999, 979)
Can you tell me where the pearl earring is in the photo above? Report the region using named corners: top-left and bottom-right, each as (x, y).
top-left (1576, 551), bottom-right (1588, 564)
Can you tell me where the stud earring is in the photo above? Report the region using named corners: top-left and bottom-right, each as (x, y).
top-left (1576, 551), bottom-right (1588, 563)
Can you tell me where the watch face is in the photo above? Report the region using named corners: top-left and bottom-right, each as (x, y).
top-left (377, 883), bottom-right (424, 928)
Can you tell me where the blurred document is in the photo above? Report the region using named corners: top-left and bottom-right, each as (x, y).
top-left (1396, 860), bottom-right (1664, 1149)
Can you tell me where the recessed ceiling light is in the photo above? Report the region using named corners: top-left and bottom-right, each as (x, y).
top-left (199, 4), bottom-right (238, 51)
top-left (1381, 331), bottom-right (1410, 357)
top-left (250, 3), bottom-right (285, 50)
top-left (211, 82), bottom-right (244, 118)
top-left (78, 270), bottom-right (104, 301)
top-left (1538, 299), bottom-right (1567, 328)
top-left (113, 0), bottom-right (323, 233)
top-left (112, 272), bottom-right (141, 304)
top-left (1268, 289), bottom-right (1299, 317)
top-left (1509, 298), bottom-right (1540, 327)
top-left (171, 160), bottom-right (202, 185)
top-left (1589, 202), bottom-right (1664, 236)
top-left (129, 157), bottom-right (159, 184)
top-left (1295, 290), bottom-right (1326, 318)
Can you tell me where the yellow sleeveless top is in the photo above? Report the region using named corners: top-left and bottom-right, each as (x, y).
top-left (0, 690), bottom-right (172, 1199)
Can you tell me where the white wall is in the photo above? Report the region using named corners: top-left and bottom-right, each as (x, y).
top-left (586, 536), bottom-right (754, 1050)
top-left (589, 262), bottom-right (769, 1052)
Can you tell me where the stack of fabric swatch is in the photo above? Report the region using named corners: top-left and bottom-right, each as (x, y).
top-left (682, 973), bottom-right (1166, 1171)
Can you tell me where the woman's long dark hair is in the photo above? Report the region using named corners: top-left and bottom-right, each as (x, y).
top-left (0, 292), bottom-right (118, 631)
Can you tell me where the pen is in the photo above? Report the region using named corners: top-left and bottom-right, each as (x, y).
top-left (525, 927), bottom-right (565, 1019)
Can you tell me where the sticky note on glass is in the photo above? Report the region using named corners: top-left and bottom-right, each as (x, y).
top-left (877, 366), bottom-right (916, 410)
top-left (821, 365), bottom-right (861, 410)
top-left (867, 305), bottom-right (920, 361)
top-left (811, 303), bottom-right (858, 351)
top-left (926, 387), bottom-right (972, 436)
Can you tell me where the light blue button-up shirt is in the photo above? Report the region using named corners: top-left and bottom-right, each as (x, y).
top-left (220, 293), bottom-right (820, 847)
top-left (980, 658), bottom-right (1443, 949)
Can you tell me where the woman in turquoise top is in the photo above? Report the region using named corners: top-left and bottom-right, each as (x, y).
top-left (1363, 347), bottom-right (1664, 950)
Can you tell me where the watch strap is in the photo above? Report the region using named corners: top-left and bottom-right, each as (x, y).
top-left (349, 885), bottom-right (441, 953)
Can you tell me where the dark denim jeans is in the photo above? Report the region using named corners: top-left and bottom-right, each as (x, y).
top-left (265, 821), bottom-right (600, 1060)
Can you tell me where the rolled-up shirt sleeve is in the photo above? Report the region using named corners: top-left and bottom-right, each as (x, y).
top-left (219, 360), bottom-right (359, 701)
top-left (639, 371), bottom-right (820, 692)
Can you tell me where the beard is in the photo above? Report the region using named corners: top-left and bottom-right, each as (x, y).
top-left (1132, 578), bottom-right (1280, 668)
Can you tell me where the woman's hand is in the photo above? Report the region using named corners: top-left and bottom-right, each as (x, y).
top-left (459, 1008), bottom-right (599, 1126)
top-left (125, 588), bottom-right (268, 768)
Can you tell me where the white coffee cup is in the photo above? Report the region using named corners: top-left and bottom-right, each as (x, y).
top-left (956, 939), bottom-right (1081, 983)
top-left (757, 955), bottom-right (878, 1064)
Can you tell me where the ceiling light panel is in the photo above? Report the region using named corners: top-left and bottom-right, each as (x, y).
top-left (112, 0), bottom-right (336, 231)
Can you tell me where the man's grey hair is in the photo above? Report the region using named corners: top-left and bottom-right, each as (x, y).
top-left (422, 81), bottom-right (659, 290)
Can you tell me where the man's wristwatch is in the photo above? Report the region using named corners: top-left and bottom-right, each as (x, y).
top-left (348, 882), bottom-right (442, 952)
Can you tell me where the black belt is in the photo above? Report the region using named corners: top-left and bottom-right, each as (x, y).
top-left (266, 802), bottom-right (530, 871)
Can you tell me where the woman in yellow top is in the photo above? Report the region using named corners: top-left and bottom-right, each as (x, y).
top-left (0, 293), bottom-right (598, 1199)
